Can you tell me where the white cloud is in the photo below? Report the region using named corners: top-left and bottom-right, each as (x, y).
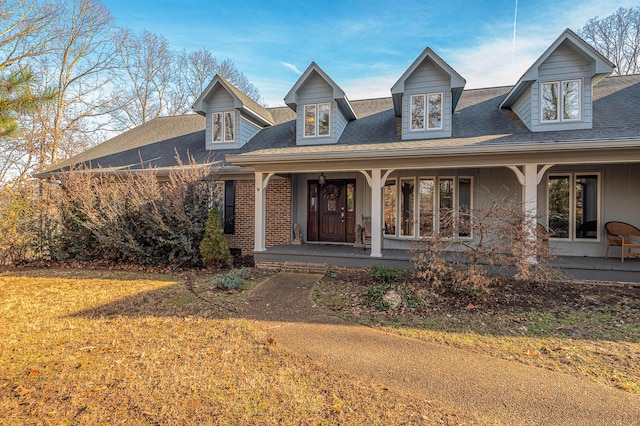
top-left (280, 62), bottom-right (302, 75)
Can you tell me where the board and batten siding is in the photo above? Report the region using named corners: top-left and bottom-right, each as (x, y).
top-left (536, 164), bottom-right (640, 257)
top-left (530, 44), bottom-right (593, 132)
top-left (401, 59), bottom-right (452, 139)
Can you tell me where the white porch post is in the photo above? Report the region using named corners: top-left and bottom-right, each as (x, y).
top-left (507, 163), bottom-right (553, 261)
top-left (254, 172), bottom-right (266, 252)
top-left (370, 168), bottom-right (383, 258)
top-left (523, 163), bottom-right (538, 242)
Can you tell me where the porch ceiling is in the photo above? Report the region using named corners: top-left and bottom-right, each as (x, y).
top-left (227, 138), bottom-right (640, 173)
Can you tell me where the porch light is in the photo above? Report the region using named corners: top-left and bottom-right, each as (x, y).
top-left (319, 173), bottom-right (326, 185)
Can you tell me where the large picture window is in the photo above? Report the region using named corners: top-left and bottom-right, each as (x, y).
top-left (541, 79), bottom-right (580, 122)
top-left (304, 103), bottom-right (330, 137)
top-left (547, 173), bottom-right (599, 240)
top-left (212, 111), bottom-right (235, 142)
top-left (384, 176), bottom-right (473, 238)
top-left (410, 92), bottom-right (443, 131)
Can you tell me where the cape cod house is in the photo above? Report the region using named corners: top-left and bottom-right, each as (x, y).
top-left (40, 29), bottom-right (640, 267)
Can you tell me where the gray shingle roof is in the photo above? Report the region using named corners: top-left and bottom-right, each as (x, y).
top-left (39, 74), bottom-right (640, 177)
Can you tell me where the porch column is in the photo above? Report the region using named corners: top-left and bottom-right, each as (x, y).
top-left (254, 172), bottom-right (276, 252)
top-left (507, 163), bottom-right (553, 261)
top-left (370, 168), bottom-right (383, 258)
top-left (522, 163), bottom-right (538, 241)
top-left (254, 172), bottom-right (266, 252)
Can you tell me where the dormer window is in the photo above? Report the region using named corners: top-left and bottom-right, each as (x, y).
top-left (304, 103), bottom-right (330, 137)
top-left (541, 79), bottom-right (580, 122)
top-left (212, 111), bottom-right (235, 142)
top-left (410, 93), bottom-right (443, 131)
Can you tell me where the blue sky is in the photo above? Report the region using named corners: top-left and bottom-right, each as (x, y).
top-left (102, 0), bottom-right (637, 107)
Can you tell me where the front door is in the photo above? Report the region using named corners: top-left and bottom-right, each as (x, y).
top-left (307, 179), bottom-right (355, 243)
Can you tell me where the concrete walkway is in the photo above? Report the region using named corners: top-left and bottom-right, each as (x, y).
top-left (243, 272), bottom-right (640, 426)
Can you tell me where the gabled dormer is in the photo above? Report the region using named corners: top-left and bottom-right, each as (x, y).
top-left (193, 75), bottom-right (273, 150)
top-left (500, 28), bottom-right (614, 132)
top-left (391, 48), bottom-right (466, 140)
top-left (284, 62), bottom-right (357, 146)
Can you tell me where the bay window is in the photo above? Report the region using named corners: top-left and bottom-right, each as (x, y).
top-left (547, 173), bottom-right (600, 240)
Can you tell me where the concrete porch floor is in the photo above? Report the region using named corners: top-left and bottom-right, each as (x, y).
top-left (254, 243), bottom-right (640, 283)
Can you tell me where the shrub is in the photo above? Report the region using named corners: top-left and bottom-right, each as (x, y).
top-left (366, 265), bottom-right (403, 284)
top-left (199, 205), bottom-right (233, 267)
top-left (412, 192), bottom-right (559, 301)
top-left (55, 161), bottom-right (214, 267)
top-left (213, 268), bottom-right (252, 290)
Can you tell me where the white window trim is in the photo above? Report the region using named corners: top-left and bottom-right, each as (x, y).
top-left (303, 102), bottom-right (331, 138)
top-left (546, 171), bottom-right (601, 242)
top-left (540, 79), bottom-right (581, 123)
top-left (385, 175), bottom-right (473, 240)
top-left (410, 92), bottom-right (444, 131)
top-left (418, 176), bottom-right (436, 238)
top-left (399, 177), bottom-right (416, 238)
top-left (384, 178), bottom-right (397, 236)
top-left (212, 110), bottom-right (235, 143)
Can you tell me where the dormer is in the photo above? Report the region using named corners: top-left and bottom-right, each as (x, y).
top-left (193, 75), bottom-right (273, 150)
top-left (499, 28), bottom-right (615, 132)
top-left (284, 62), bottom-right (357, 146)
top-left (391, 48), bottom-right (466, 140)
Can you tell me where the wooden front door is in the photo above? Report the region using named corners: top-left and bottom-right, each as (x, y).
top-left (307, 180), bottom-right (355, 243)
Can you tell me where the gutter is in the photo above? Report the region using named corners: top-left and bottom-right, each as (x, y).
top-left (227, 137), bottom-right (640, 166)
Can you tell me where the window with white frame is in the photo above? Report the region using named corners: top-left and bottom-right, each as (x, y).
top-left (547, 173), bottom-right (599, 240)
top-left (384, 176), bottom-right (473, 238)
top-left (410, 92), bottom-right (443, 131)
top-left (541, 79), bottom-right (580, 122)
top-left (304, 103), bottom-right (330, 137)
top-left (212, 111), bottom-right (235, 142)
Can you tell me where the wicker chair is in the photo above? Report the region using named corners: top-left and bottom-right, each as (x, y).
top-left (604, 221), bottom-right (640, 262)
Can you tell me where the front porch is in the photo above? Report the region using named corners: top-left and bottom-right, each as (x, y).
top-left (254, 243), bottom-right (640, 283)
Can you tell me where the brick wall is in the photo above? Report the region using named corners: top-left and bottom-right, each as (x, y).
top-left (224, 177), bottom-right (291, 256)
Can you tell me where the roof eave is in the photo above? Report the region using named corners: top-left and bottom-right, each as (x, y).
top-left (226, 137), bottom-right (640, 166)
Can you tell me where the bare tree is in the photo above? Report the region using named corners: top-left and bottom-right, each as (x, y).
top-left (112, 28), bottom-right (174, 129)
top-left (172, 49), bottom-right (263, 114)
top-left (579, 7), bottom-right (640, 75)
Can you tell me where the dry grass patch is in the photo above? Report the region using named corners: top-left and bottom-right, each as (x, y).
top-left (315, 270), bottom-right (640, 394)
top-left (1, 268), bottom-right (475, 425)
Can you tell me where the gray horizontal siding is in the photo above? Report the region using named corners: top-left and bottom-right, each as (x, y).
top-left (531, 44), bottom-right (593, 132)
top-left (296, 73), bottom-right (338, 145)
top-left (402, 58), bottom-right (452, 139)
top-left (512, 85), bottom-right (532, 129)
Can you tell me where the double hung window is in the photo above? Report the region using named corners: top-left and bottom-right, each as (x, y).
top-left (304, 103), bottom-right (330, 137)
top-left (212, 111), bottom-right (235, 142)
top-left (410, 93), bottom-right (443, 131)
top-left (384, 176), bottom-right (472, 238)
top-left (547, 173), bottom-right (599, 240)
top-left (541, 80), bottom-right (580, 122)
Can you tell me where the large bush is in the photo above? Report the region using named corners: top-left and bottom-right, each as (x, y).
top-left (55, 164), bottom-right (217, 267)
top-left (412, 192), bottom-right (558, 300)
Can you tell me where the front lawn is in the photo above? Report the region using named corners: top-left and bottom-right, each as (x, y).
top-left (0, 268), bottom-right (473, 425)
top-left (315, 270), bottom-right (640, 393)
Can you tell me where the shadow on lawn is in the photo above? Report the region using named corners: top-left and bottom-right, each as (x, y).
top-left (69, 278), bottom-right (245, 320)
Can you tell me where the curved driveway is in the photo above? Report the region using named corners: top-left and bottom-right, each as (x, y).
top-left (243, 272), bottom-right (640, 425)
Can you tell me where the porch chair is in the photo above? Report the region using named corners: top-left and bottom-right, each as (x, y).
top-left (604, 221), bottom-right (640, 262)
